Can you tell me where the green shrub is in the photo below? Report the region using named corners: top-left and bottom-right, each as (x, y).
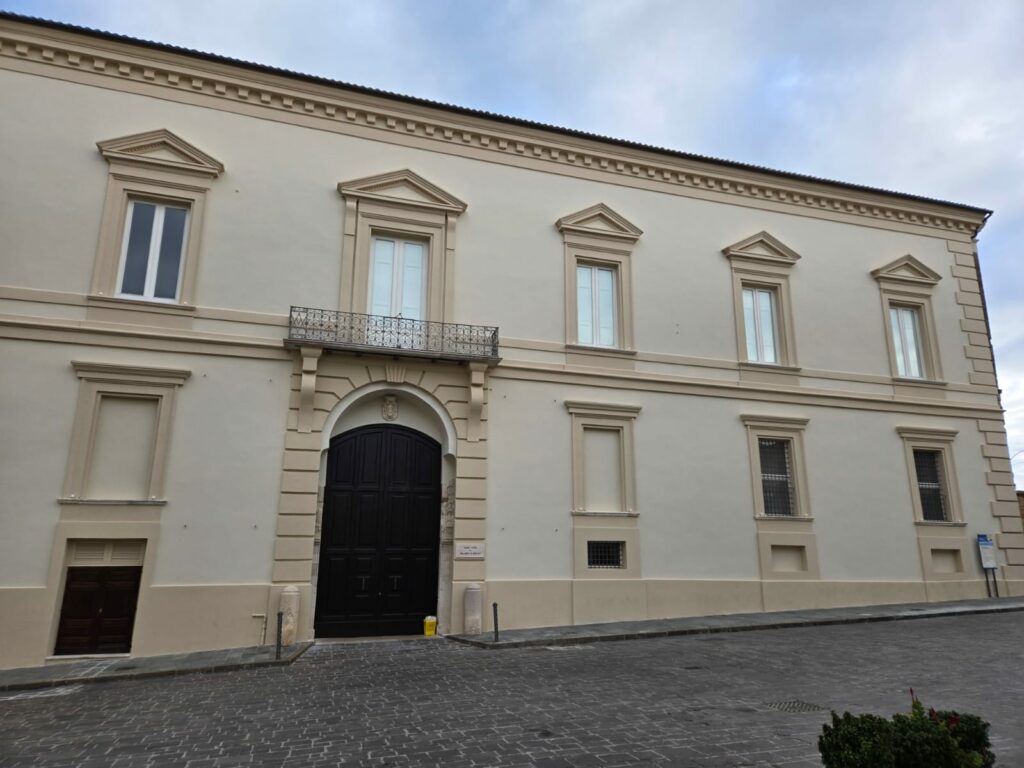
top-left (818, 711), bottom-right (895, 768)
top-left (818, 694), bottom-right (994, 768)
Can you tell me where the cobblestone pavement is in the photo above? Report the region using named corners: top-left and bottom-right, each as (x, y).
top-left (1, 612), bottom-right (1022, 767)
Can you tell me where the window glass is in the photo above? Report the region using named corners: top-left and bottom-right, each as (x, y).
top-left (120, 202), bottom-right (155, 296)
top-left (742, 288), bottom-right (758, 361)
top-left (400, 241), bottom-right (424, 320)
top-left (369, 237), bottom-right (426, 319)
top-left (576, 264), bottom-right (617, 347)
top-left (153, 206), bottom-right (187, 300)
top-left (597, 268), bottom-right (616, 346)
top-left (370, 238), bottom-right (396, 316)
top-left (891, 306), bottom-right (923, 378)
top-left (743, 286), bottom-right (779, 363)
top-left (757, 289), bottom-right (777, 363)
top-left (576, 265), bottom-right (594, 345)
top-left (118, 201), bottom-right (188, 301)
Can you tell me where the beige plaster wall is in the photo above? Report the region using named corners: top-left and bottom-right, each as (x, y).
top-left (0, 69), bottom-right (977, 388)
top-left (486, 376), bottom-right (995, 586)
top-left (0, 338), bottom-right (292, 587)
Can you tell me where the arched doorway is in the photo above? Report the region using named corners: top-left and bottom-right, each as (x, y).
top-left (314, 424), bottom-right (442, 637)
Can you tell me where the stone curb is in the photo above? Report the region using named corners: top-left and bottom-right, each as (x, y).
top-left (447, 600), bottom-right (1024, 650)
top-left (0, 641), bottom-right (314, 692)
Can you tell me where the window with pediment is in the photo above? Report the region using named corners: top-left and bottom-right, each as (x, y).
top-left (337, 169), bottom-right (466, 324)
top-left (556, 203), bottom-right (642, 353)
top-left (91, 130), bottom-right (223, 311)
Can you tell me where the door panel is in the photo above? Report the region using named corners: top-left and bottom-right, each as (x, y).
top-left (314, 424), bottom-right (441, 637)
top-left (54, 566), bottom-right (141, 655)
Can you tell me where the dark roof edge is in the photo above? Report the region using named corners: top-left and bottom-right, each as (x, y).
top-left (0, 10), bottom-right (993, 221)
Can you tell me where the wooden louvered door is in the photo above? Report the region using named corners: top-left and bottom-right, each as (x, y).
top-left (314, 425), bottom-right (441, 637)
top-left (54, 566), bottom-right (142, 655)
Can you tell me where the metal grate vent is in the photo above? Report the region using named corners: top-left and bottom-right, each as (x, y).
top-left (764, 700), bottom-right (825, 713)
top-left (759, 438), bottom-right (795, 516)
top-left (587, 540), bottom-right (625, 569)
top-left (913, 449), bottom-right (948, 521)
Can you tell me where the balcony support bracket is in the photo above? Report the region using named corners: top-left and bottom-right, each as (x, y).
top-left (468, 362), bottom-right (487, 442)
top-left (298, 345), bottom-right (322, 433)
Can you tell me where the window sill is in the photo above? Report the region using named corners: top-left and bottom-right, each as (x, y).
top-left (87, 294), bottom-right (195, 315)
top-left (566, 344), bottom-right (638, 358)
top-left (914, 520), bottom-right (966, 527)
top-left (739, 361), bottom-right (802, 373)
top-left (572, 510), bottom-right (639, 517)
top-left (58, 498), bottom-right (166, 506)
top-left (892, 377), bottom-right (948, 388)
top-left (754, 515), bottom-right (814, 521)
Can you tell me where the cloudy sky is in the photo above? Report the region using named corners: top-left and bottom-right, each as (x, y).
top-left (8, 0), bottom-right (1024, 484)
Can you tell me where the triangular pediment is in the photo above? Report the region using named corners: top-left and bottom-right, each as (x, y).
top-left (337, 169), bottom-right (467, 214)
top-left (97, 129), bottom-right (223, 178)
top-left (556, 203), bottom-right (642, 241)
top-left (871, 255), bottom-right (942, 285)
top-left (722, 231), bottom-right (801, 266)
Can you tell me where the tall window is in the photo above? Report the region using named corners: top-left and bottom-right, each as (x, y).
top-left (368, 236), bottom-right (426, 320)
top-left (758, 437), bottom-right (795, 516)
top-left (890, 305), bottom-right (924, 379)
top-left (742, 286), bottom-right (779, 363)
top-left (913, 449), bottom-right (948, 522)
top-left (576, 264), bottom-right (617, 347)
top-left (117, 200), bottom-right (189, 301)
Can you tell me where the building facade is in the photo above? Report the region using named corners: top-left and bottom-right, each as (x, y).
top-left (1, 13), bottom-right (1021, 669)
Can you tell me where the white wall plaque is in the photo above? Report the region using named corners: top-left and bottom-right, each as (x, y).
top-left (455, 542), bottom-right (485, 560)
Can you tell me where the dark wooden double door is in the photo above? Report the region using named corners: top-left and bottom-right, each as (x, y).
top-left (54, 566), bottom-right (142, 655)
top-left (315, 425), bottom-right (441, 637)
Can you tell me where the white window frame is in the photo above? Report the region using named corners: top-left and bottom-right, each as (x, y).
top-left (576, 263), bottom-right (618, 348)
top-left (742, 285), bottom-right (780, 364)
top-left (367, 235), bottom-right (429, 320)
top-left (115, 199), bottom-right (191, 303)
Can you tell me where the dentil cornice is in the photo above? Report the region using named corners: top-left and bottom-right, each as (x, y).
top-left (0, 22), bottom-right (986, 237)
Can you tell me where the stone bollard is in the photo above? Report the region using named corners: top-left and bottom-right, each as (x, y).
top-left (463, 582), bottom-right (483, 635)
top-left (279, 585), bottom-right (300, 646)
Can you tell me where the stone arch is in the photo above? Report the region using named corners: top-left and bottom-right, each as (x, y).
top-left (320, 382), bottom-right (458, 459)
top-left (312, 380), bottom-right (459, 634)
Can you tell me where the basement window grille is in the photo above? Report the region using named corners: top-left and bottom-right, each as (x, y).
top-left (587, 541), bottom-right (625, 569)
top-left (913, 449), bottom-right (948, 522)
top-left (758, 437), bottom-right (795, 516)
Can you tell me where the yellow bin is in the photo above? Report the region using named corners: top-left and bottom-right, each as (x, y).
top-left (423, 615), bottom-right (437, 637)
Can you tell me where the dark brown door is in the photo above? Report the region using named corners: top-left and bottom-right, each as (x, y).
top-left (54, 566), bottom-right (142, 655)
top-left (315, 425), bottom-right (441, 637)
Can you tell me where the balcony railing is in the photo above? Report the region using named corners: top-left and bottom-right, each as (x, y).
top-left (287, 306), bottom-right (500, 362)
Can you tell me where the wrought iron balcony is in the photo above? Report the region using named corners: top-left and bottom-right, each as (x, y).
top-left (287, 306), bottom-right (500, 362)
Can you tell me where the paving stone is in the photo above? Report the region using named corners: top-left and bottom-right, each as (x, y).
top-left (0, 614), bottom-right (1022, 766)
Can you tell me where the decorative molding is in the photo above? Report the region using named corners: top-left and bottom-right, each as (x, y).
top-left (381, 394), bottom-right (398, 421)
top-left (297, 346), bottom-right (321, 433)
top-left (871, 254), bottom-right (942, 286)
top-left (467, 362), bottom-right (487, 442)
top-left (384, 363), bottom-right (406, 384)
top-left (564, 401), bottom-right (642, 417)
top-left (97, 128), bottom-right (224, 178)
top-left (72, 360), bottom-right (191, 386)
top-left (740, 414), bottom-right (810, 429)
top-left (0, 25), bottom-right (985, 236)
top-left (337, 168), bottom-right (466, 214)
top-left (556, 203), bottom-right (642, 242)
top-left (895, 426), bottom-right (959, 440)
top-left (722, 231), bottom-right (801, 267)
